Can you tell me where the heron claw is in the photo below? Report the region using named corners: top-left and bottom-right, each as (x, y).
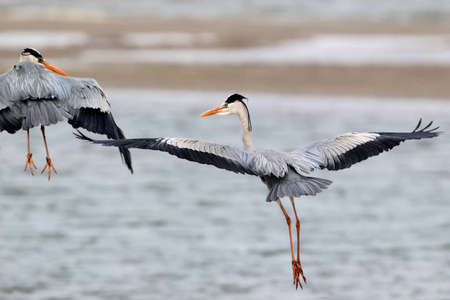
top-left (292, 261), bottom-right (307, 290)
top-left (24, 153), bottom-right (37, 175)
top-left (41, 157), bottom-right (57, 180)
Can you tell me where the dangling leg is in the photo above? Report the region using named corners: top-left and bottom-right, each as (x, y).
top-left (24, 129), bottom-right (37, 175)
top-left (276, 199), bottom-right (305, 289)
top-left (40, 126), bottom-right (57, 180)
top-left (290, 197), bottom-right (307, 287)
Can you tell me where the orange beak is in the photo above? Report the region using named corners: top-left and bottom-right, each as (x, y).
top-left (199, 104), bottom-right (226, 117)
top-left (42, 61), bottom-right (69, 76)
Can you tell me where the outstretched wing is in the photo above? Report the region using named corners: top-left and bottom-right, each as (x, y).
top-left (75, 131), bottom-right (300, 177)
top-left (293, 119), bottom-right (440, 171)
top-left (51, 74), bottom-right (133, 173)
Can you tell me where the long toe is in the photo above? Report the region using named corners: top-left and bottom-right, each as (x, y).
top-left (292, 261), bottom-right (306, 289)
top-left (24, 153), bottom-right (37, 175)
top-left (298, 263), bottom-right (307, 284)
top-left (41, 157), bottom-right (57, 180)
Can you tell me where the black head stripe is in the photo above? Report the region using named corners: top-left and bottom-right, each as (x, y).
top-left (225, 93), bottom-right (247, 104)
top-left (243, 100), bottom-right (252, 132)
top-left (22, 48), bottom-right (43, 59)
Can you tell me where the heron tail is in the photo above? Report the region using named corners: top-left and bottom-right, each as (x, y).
top-left (265, 174), bottom-right (332, 202)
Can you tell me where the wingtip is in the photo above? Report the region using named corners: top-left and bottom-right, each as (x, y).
top-left (412, 119), bottom-right (441, 135)
top-left (119, 147), bottom-right (134, 174)
top-left (73, 129), bottom-right (94, 142)
top-left (74, 129), bottom-right (134, 174)
top-left (412, 118), bottom-right (423, 132)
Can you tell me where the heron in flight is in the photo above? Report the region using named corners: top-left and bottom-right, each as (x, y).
top-left (76, 93), bottom-right (440, 289)
top-left (0, 48), bottom-right (132, 179)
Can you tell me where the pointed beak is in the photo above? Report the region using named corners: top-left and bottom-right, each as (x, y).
top-left (199, 104), bottom-right (227, 117)
top-left (42, 61), bottom-right (69, 76)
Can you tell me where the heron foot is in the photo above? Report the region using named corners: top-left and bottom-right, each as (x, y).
top-left (24, 153), bottom-right (37, 175)
top-left (41, 157), bottom-right (57, 180)
top-left (292, 260), bottom-right (307, 290)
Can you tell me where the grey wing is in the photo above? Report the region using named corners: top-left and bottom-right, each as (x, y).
top-left (0, 72), bottom-right (12, 110)
top-left (0, 62), bottom-right (59, 104)
top-left (53, 75), bottom-right (133, 172)
top-left (0, 72), bottom-right (22, 133)
top-left (55, 76), bottom-right (116, 136)
top-left (293, 119), bottom-right (440, 171)
top-left (0, 62), bottom-right (70, 133)
top-left (0, 62), bottom-right (118, 135)
top-left (75, 132), bottom-right (291, 177)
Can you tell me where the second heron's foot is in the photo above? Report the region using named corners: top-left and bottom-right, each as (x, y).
top-left (24, 153), bottom-right (37, 175)
top-left (292, 260), bottom-right (307, 290)
top-left (41, 157), bottom-right (57, 180)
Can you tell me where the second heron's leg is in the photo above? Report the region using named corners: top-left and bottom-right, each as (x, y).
top-left (290, 197), bottom-right (307, 286)
top-left (40, 126), bottom-right (57, 180)
top-left (24, 129), bottom-right (37, 175)
top-left (276, 199), bottom-right (304, 289)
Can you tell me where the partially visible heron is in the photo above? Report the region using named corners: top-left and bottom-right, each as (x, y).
top-left (0, 48), bottom-right (132, 179)
top-left (76, 93), bottom-right (440, 289)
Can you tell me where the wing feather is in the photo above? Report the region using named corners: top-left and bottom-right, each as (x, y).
top-left (50, 71), bottom-right (133, 173)
top-left (75, 119), bottom-right (439, 178)
top-left (0, 62), bottom-right (132, 172)
top-left (294, 119), bottom-right (440, 171)
top-left (74, 132), bottom-right (301, 177)
top-left (0, 106), bottom-right (22, 133)
top-left (0, 72), bottom-right (12, 111)
top-left (53, 76), bottom-right (110, 112)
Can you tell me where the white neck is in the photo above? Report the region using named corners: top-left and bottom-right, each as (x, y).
top-left (20, 55), bottom-right (36, 63)
top-left (236, 102), bottom-right (256, 153)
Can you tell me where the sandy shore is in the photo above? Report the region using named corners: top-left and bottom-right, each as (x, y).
top-left (1, 16), bottom-right (450, 99)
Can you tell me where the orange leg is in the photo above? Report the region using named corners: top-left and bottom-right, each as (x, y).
top-left (276, 199), bottom-right (306, 289)
top-left (290, 197), bottom-right (307, 286)
top-left (40, 126), bottom-right (57, 180)
top-left (24, 129), bottom-right (37, 175)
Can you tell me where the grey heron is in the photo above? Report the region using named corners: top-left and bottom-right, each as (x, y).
top-left (0, 48), bottom-right (133, 179)
top-left (75, 93), bottom-right (440, 289)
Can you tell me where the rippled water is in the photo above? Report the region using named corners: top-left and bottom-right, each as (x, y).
top-left (1, 90), bottom-right (449, 299)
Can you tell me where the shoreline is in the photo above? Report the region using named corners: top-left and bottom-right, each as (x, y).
top-left (1, 17), bottom-right (449, 99)
top-left (83, 64), bottom-right (450, 99)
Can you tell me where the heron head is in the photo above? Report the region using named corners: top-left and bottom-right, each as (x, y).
top-left (199, 93), bottom-right (248, 117)
top-left (20, 47), bottom-right (68, 76)
top-left (199, 93), bottom-right (252, 131)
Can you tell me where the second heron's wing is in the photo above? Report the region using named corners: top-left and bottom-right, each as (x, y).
top-left (52, 74), bottom-right (133, 173)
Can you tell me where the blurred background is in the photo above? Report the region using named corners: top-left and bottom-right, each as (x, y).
top-left (1, 0), bottom-right (450, 97)
top-left (0, 1), bottom-right (449, 300)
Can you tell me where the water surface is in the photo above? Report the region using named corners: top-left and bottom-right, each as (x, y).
top-left (0, 90), bottom-right (449, 299)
